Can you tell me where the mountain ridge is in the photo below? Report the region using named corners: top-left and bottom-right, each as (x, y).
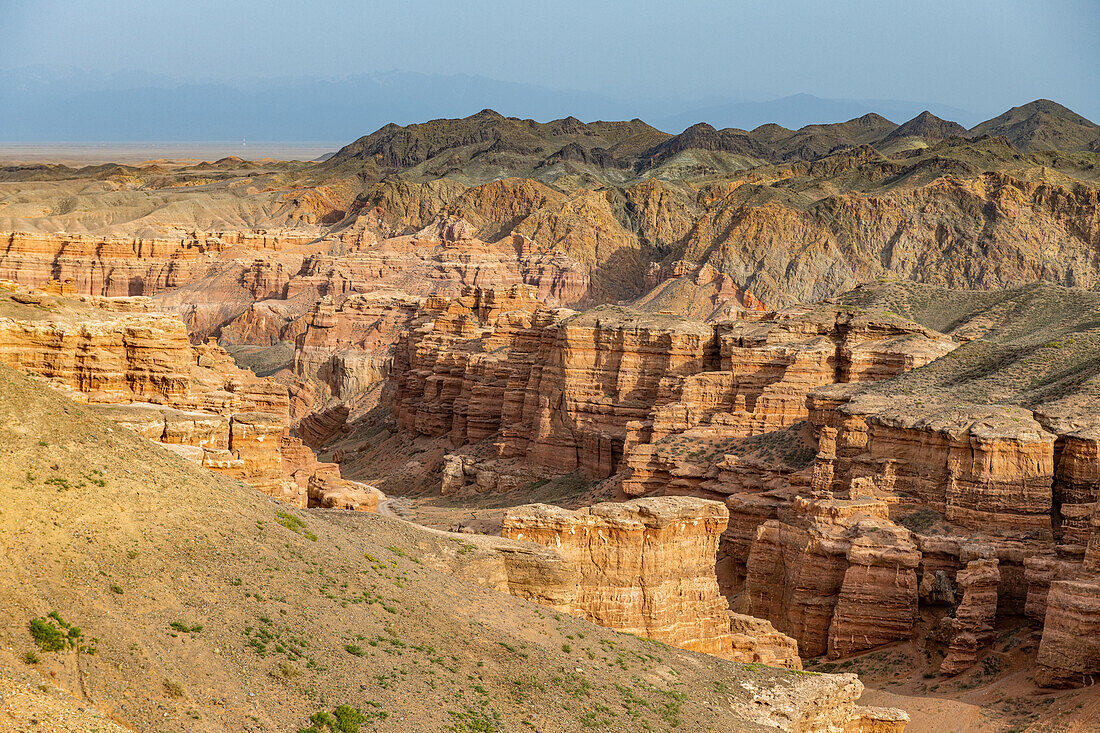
top-left (316, 100), bottom-right (1098, 184)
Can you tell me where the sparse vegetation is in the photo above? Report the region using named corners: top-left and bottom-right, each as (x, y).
top-left (445, 704), bottom-right (502, 733)
top-left (28, 611), bottom-right (82, 652)
top-left (276, 511), bottom-right (318, 541)
top-left (298, 704), bottom-right (382, 733)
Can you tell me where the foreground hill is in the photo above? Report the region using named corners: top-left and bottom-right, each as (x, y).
top-left (0, 365), bottom-right (902, 732)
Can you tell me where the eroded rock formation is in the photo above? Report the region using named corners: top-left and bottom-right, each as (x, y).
top-left (0, 230), bottom-right (318, 297)
top-left (0, 284), bottom-right (359, 508)
top-left (386, 282), bottom-right (1100, 689)
top-left (502, 496), bottom-right (802, 668)
top-left (741, 497), bottom-right (919, 659)
top-left (392, 288), bottom-right (954, 485)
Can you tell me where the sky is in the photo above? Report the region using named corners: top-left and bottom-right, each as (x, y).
top-left (1, 0), bottom-right (1097, 139)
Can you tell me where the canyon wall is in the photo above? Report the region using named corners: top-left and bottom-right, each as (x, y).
top-left (388, 284), bottom-right (1100, 688)
top-left (502, 496), bottom-right (801, 668)
top-left (0, 284), bottom-right (368, 509)
top-left (789, 387), bottom-right (1100, 683)
top-left (0, 230), bottom-right (318, 297)
top-left (391, 287), bottom-right (954, 484)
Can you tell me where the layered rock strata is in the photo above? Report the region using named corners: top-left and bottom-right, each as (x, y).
top-left (391, 289), bottom-right (955, 485)
top-left (387, 284), bottom-right (1100, 687)
top-left (742, 497), bottom-right (920, 659)
top-left (810, 392), bottom-right (1057, 534)
top-left (939, 556), bottom-right (1001, 675)
top-left (0, 285), bottom-right (351, 507)
top-left (798, 386), bottom-right (1100, 684)
top-left (502, 497), bottom-right (802, 668)
top-left (0, 230), bottom-right (318, 297)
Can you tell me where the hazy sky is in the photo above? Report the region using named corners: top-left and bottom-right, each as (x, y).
top-left (1, 0), bottom-right (1098, 123)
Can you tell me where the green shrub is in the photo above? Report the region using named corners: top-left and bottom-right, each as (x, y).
top-left (276, 511), bottom-right (318, 541)
top-left (28, 612), bottom-right (81, 652)
top-left (298, 704), bottom-right (376, 733)
top-left (445, 705), bottom-right (502, 733)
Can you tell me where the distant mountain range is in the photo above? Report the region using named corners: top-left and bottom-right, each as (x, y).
top-left (652, 93), bottom-right (977, 134)
top-left (0, 68), bottom-right (1011, 142)
top-left (313, 100), bottom-right (1099, 187)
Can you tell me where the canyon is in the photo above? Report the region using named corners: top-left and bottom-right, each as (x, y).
top-left (0, 282), bottom-right (378, 511)
top-left (2, 100), bottom-right (1099, 731)
top-left (380, 280), bottom-right (1100, 695)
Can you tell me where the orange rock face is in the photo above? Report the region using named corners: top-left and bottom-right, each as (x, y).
top-left (742, 497), bottom-right (919, 659)
top-left (939, 556), bottom-right (1001, 675)
top-left (0, 230), bottom-right (317, 297)
top-left (0, 285), bottom-right (354, 508)
top-left (392, 290), bottom-right (954, 486)
top-left (1035, 576), bottom-right (1100, 687)
top-left (811, 392), bottom-right (1058, 534)
top-left (391, 285), bottom-right (563, 444)
top-left (803, 387), bottom-right (1100, 681)
top-left (502, 497), bottom-right (801, 667)
top-left (385, 284), bottom-right (1100, 686)
top-left (291, 292), bottom-right (423, 421)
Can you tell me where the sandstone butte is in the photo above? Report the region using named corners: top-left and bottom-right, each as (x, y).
top-left (0, 282), bottom-right (380, 512)
top-left (501, 497), bottom-right (803, 669)
top-left (385, 283), bottom-right (1100, 691)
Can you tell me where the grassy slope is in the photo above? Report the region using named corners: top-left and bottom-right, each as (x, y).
top-left (835, 281), bottom-right (1100, 407)
top-left (0, 364), bottom-right (823, 733)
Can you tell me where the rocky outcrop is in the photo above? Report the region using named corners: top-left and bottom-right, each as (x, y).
top-left (307, 473), bottom-right (383, 512)
top-left (727, 672), bottom-right (909, 733)
top-left (503, 498), bottom-right (737, 657)
top-left (810, 392), bottom-right (1056, 535)
top-left (502, 497), bottom-right (803, 668)
top-left (500, 307), bottom-right (723, 478)
top-left (802, 386), bottom-right (1100, 678)
top-left (1034, 575), bottom-right (1100, 687)
top-left (743, 497), bottom-right (919, 659)
top-left (0, 230), bottom-right (317, 296)
top-left (392, 291), bottom-right (954, 486)
top-left (386, 283), bottom-right (1100, 688)
top-left (392, 284), bottom-right (565, 444)
top-left (940, 555), bottom-right (1001, 675)
top-left (291, 291), bottom-right (422, 418)
top-left (727, 611), bottom-right (802, 669)
top-left (0, 284), bottom-right (350, 507)
top-left (1033, 498), bottom-right (1100, 687)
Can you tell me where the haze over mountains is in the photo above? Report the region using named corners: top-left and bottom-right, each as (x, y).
top-left (0, 68), bottom-right (985, 141)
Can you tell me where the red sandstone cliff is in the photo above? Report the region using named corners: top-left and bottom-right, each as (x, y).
top-left (0, 283), bottom-right (371, 510)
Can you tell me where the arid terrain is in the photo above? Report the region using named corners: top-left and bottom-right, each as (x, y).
top-left (2, 100), bottom-right (1100, 732)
